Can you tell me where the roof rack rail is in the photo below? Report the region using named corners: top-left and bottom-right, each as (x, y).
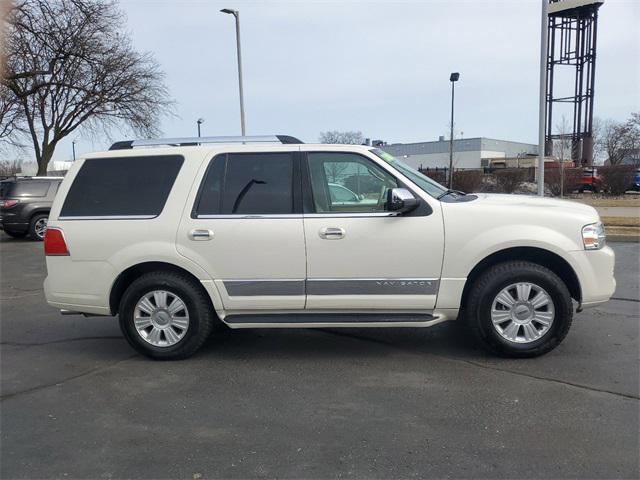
top-left (109, 135), bottom-right (303, 150)
top-left (1, 175), bottom-right (64, 180)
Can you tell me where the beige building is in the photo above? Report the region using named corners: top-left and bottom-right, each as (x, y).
top-left (381, 137), bottom-right (539, 170)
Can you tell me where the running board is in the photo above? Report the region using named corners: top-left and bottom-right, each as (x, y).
top-left (224, 313), bottom-right (437, 326)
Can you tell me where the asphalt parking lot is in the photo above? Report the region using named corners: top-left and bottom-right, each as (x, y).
top-left (1, 235), bottom-right (638, 479)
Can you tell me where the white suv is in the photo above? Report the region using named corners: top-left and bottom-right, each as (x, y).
top-left (43, 135), bottom-right (616, 360)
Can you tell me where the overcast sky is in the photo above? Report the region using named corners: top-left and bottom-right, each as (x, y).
top-left (50, 0), bottom-right (639, 161)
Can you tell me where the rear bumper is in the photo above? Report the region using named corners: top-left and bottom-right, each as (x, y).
top-left (0, 221), bottom-right (29, 233)
top-left (0, 207), bottom-right (29, 231)
top-left (44, 257), bottom-right (116, 315)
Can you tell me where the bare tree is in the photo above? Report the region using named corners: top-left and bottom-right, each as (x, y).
top-left (552, 115), bottom-right (572, 196)
top-left (319, 130), bottom-right (365, 145)
top-left (0, 85), bottom-right (26, 147)
top-left (0, 0), bottom-right (9, 78)
top-left (1, 0), bottom-right (173, 174)
top-left (591, 117), bottom-right (605, 164)
top-left (324, 162), bottom-right (350, 184)
top-left (0, 159), bottom-right (23, 177)
top-left (596, 113), bottom-right (640, 166)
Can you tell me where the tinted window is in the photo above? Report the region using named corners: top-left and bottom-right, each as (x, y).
top-left (195, 152), bottom-right (294, 215)
top-left (61, 155), bottom-right (183, 217)
top-left (308, 152), bottom-right (397, 213)
top-left (194, 155), bottom-right (226, 216)
top-left (2, 180), bottom-right (50, 198)
top-left (0, 181), bottom-right (11, 198)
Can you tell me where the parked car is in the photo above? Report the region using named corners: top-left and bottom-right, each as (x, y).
top-left (631, 168), bottom-right (640, 191)
top-left (0, 176), bottom-right (63, 240)
top-left (577, 168), bottom-right (602, 193)
top-left (328, 183), bottom-right (378, 207)
top-left (43, 135), bottom-right (615, 360)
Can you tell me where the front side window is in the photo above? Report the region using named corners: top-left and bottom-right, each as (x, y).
top-left (195, 152), bottom-right (294, 216)
top-left (307, 152), bottom-right (398, 213)
top-left (60, 155), bottom-right (183, 217)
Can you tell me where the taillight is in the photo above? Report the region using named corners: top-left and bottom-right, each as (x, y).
top-left (44, 227), bottom-right (69, 256)
top-left (0, 199), bottom-right (19, 208)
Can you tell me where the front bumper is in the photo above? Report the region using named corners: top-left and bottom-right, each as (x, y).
top-left (568, 246), bottom-right (616, 308)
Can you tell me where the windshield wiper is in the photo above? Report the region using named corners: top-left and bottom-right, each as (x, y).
top-left (436, 189), bottom-right (466, 200)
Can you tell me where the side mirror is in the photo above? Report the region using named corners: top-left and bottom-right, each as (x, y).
top-left (386, 188), bottom-right (419, 214)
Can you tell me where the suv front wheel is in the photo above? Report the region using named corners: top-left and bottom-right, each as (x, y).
top-left (465, 261), bottom-right (573, 357)
top-left (119, 271), bottom-right (215, 360)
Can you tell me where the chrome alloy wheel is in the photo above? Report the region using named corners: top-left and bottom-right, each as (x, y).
top-left (34, 217), bottom-right (48, 239)
top-left (490, 282), bottom-right (555, 344)
top-left (133, 290), bottom-right (190, 347)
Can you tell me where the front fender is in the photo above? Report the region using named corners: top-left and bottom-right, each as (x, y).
top-left (434, 224), bottom-right (585, 310)
top-left (443, 224), bottom-right (583, 279)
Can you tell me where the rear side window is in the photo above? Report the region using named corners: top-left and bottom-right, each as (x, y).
top-left (195, 152), bottom-right (294, 216)
top-left (2, 180), bottom-right (50, 198)
top-left (60, 155), bottom-right (183, 217)
top-left (0, 181), bottom-right (11, 198)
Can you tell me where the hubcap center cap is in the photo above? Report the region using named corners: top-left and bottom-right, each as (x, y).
top-left (513, 304), bottom-right (533, 322)
top-left (152, 310), bottom-right (172, 327)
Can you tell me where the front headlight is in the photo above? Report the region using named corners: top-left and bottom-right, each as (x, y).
top-left (582, 221), bottom-right (606, 250)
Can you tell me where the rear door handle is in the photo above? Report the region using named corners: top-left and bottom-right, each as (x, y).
top-left (189, 229), bottom-right (214, 241)
top-left (319, 227), bottom-right (345, 240)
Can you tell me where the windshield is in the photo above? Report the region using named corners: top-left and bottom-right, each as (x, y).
top-left (370, 149), bottom-right (448, 198)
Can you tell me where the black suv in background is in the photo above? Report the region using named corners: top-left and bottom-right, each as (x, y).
top-left (0, 177), bottom-right (63, 240)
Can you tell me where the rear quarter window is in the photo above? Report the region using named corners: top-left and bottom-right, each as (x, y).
top-left (1, 180), bottom-right (51, 198)
top-left (0, 181), bottom-right (10, 198)
top-left (60, 155), bottom-right (183, 217)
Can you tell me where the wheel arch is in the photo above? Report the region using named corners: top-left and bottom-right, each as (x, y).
top-left (460, 246), bottom-right (582, 311)
top-left (109, 261), bottom-right (218, 316)
top-left (27, 208), bottom-right (51, 223)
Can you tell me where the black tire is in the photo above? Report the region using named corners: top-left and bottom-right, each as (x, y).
top-left (28, 213), bottom-right (48, 241)
top-left (119, 271), bottom-right (215, 360)
top-left (3, 230), bottom-right (27, 238)
top-left (464, 261), bottom-right (573, 358)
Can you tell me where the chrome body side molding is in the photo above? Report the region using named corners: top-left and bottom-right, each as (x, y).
top-left (221, 278), bottom-right (439, 296)
top-left (223, 279), bottom-right (305, 296)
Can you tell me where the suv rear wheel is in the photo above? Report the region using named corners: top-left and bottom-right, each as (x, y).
top-left (28, 213), bottom-right (48, 241)
top-left (465, 261), bottom-right (573, 357)
top-left (119, 271), bottom-right (215, 360)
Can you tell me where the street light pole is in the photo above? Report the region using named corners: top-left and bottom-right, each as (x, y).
top-left (197, 118), bottom-right (205, 137)
top-left (448, 72), bottom-right (460, 189)
top-left (537, 0), bottom-right (549, 196)
top-left (221, 8), bottom-right (246, 136)
top-left (72, 141), bottom-right (76, 161)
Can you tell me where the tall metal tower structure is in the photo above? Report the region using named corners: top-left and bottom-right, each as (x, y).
top-left (545, 0), bottom-right (604, 166)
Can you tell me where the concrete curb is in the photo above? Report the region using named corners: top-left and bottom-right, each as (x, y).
top-left (608, 235), bottom-right (640, 243)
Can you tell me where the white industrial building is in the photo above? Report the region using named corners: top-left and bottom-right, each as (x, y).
top-left (380, 137), bottom-right (539, 170)
top-left (14, 160), bottom-right (74, 176)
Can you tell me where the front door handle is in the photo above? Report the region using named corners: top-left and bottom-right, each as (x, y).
top-left (319, 227), bottom-right (345, 240)
top-left (189, 229), bottom-right (214, 241)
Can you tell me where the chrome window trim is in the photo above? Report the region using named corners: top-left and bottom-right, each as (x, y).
top-left (196, 213), bottom-right (400, 219)
top-left (58, 215), bottom-right (157, 220)
top-left (304, 212), bottom-right (400, 218)
top-left (197, 214), bottom-right (303, 219)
